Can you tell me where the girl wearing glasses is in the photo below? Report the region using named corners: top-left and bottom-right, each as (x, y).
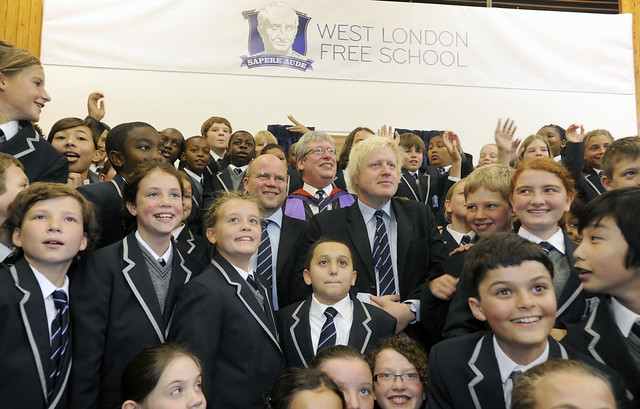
top-left (366, 337), bottom-right (428, 409)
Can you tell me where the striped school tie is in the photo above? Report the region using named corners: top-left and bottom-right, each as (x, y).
top-left (373, 210), bottom-right (396, 296)
top-left (317, 307), bottom-right (338, 351)
top-left (257, 219), bottom-right (273, 288)
top-left (49, 290), bottom-right (69, 399)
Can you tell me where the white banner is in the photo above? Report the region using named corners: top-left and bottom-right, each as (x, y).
top-left (41, 0), bottom-right (634, 95)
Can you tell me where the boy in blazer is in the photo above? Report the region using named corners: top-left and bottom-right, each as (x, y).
top-left (427, 233), bottom-right (627, 409)
top-left (563, 187), bottom-right (640, 404)
top-left (169, 192), bottom-right (285, 409)
top-left (277, 237), bottom-right (396, 368)
top-left (0, 182), bottom-right (98, 409)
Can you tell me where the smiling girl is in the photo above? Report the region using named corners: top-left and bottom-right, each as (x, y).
top-left (47, 117), bottom-right (101, 187)
top-left (71, 159), bottom-right (199, 409)
top-left (0, 41), bottom-right (67, 183)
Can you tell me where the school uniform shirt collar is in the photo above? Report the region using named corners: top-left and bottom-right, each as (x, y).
top-left (517, 226), bottom-right (565, 254)
top-left (31, 265), bottom-right (70, 301)
top-left (0, 243), bottom-right (12, 262)
top-left (183, 168), bottom-right (202, 183)
top-left (493, 334), bottom-right (549, 384)
top-left (554, 155), bottom-right (562, 162)
top-left (445, 225), bottom-right (475, 245)
top-left (228, 164), bottom-right (248, 173)
top-left (135, 230), bottom-right (173, 262)
top-left (0, 120), bottom-right (19, 141)
top-left (610, 296), bottom-right (640, 337)
top-left (211, 152), bottom-right (223, 162)
top-left (310, 293), bottom-right (353, 348)
top-left (231, 263), bottom-right (255, 282)
top-left (171, 223), bottom-right (186, 241)
top-left (303, 182), bottom-right (332, 199)
top-left (310, 293), bottom-right (352, 319)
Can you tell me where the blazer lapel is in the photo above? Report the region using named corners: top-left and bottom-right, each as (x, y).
top-left (467, 335), bottom-right (506, 409)
top-left (289, 299), bottom-right (314, 367)
top-left (10, 261), bottom-right (50, 403)
top-left (345, 205), bottom-right (376, 284)
top-left (121, 235), bottom-right (167, 342)
top-left (419, 172), bottom-right (431, 204)
top-left (347, 298), bottom-right (374, 354)
top-left (400, 170), bottom-right (420, 201)
top-left (276, 215), bottom-right (301, 273)
top-left (212, 254), bottom-right (282, 351)
top-left (216, 171), bottom-right (233, 193)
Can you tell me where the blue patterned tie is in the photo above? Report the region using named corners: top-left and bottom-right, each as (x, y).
top-left (257, 219), bottom-right (273, 288)
top-left (316, 189), bottom-right (328, 212)
top-left (373, 210), bottom-right (396, 296)
top-left (460, 235), bottom-right (472, 246)
top-left (49, 290), bottom-right (69, 398)
top-left (317, 307), bottom-right (338, 351)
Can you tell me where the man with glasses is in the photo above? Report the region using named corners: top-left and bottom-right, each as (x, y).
top-left (283, 131), bottom-right (355, 221)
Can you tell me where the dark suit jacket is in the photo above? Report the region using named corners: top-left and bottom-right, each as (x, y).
top-left (269, 213), bottom-right (309, 308)
top-left (0, 121), bottom-right (68, 183)
top-left (70, 233), bottom-right (196, 409)
top-left (427, 331), bottom-right (627, 409)
top-left (276, 295), bottom-right (396, 367)
top-left (0, 258), bottom-right (71, 409)
top-left (77, 174), bottom-right (126, 248)
top-left (564, 141), bottom-right (604, 203)
top-left (298, 198), bottom-right (446, 302)
top-left (287, 168), bottom-right (304, 194)
top-left (169, 252), bottom-right (285, 409)
top-left (442, 232), bottom-right (596, 340)
top-left (202, 168), bottom-right (246, 215)
top-left (563, 296), bottom-right (640, 403)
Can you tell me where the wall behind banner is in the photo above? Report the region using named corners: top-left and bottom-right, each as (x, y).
top-left (39, 64), bottom-right (636, 160)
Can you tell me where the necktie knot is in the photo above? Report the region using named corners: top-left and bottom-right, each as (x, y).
top-left (0, 128), bottom-right (5, 143)
top-left (234, 167), bottom-right (243, 176)
top-left (539, 241), bottom-right (555, 254)
top-left (460, 235), bottom-right (472, 246)
top-left (316, 189), bottom-right (325, 201)
top-left (52, 290), bottom-right (68, 308)
top-left (157, 258), bottom-right (166, 267)
top-left (631, 320), bottom-right (640, 338)
top-left (324, 307), bottom-right (338, 321)
top-left (375, 210), bottom-right (385, 221)
top-left (262, 219), bottom-right (271, 230)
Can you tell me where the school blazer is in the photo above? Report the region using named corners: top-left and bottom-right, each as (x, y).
top-left (0, 121), bottom-right (68, 183)
top-left (276, 294), bottom-right (396, 368)
top-left (563, 296), bottom-right (640, 403)
top-left (77, 174), bottom-right (127, 248)
top-left (442, 232), bottom-right (595, 339)
top-left (70, 233), bottom-right (195, 409)
top-left (564, 141), bottom-right (604, 203)
top-left (168, 251), bottom-right (285, 409)
top-left (427, 332), bottom-right (627, 409)
top-left (202, 168), bottom-right (246, 215)
top-left (174, 227), bottom-right (209, 268)
top-left (0, 258), bottom-right (71, 409)
top-left (298, 198), bottom-right (446, 302)
top-left (269, 213), bottom-right (309, 308)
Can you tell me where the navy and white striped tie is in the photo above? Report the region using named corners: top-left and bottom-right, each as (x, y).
top-left (49, 290), bottom-right (69, 398)
top-left (257, 219), bottom-right (273, 288)
top-left (317, 307), bottom-right (338, 351)
top-left (373, 210), bottom-right (396, 296)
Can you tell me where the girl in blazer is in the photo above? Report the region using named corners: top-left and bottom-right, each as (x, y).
top-left (169, 191), bottom-right (285, 409)
top-left (0, 41), bottom-right (68, 184)
top-left (71, 160), bottom-right (198, 409)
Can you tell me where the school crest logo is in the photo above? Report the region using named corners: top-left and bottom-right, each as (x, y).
top-left (241, 1), bottom-right (314, 71)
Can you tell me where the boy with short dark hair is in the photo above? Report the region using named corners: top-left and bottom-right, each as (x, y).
top-left (563, 187), bottom-right (640, 404)
top-left (276, 237), bottom-right (396, 368)
top-left (180, 136), bottom-right (211, 234)
top-left (601, 136), bottom-right (640, 191)
top-left (0, 182), bottom-right (99, 409)
top-left (77, 121), bottom-right (164, 247)
top-left (427, 233), bottom-right (625, 409)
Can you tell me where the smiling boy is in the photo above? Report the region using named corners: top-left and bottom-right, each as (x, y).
top-left (427, 233), bottom-right (625, 409)
top-left (276, 237), bottom-right (396, 368)
top-left (600, 136), bottom-right (640, 191)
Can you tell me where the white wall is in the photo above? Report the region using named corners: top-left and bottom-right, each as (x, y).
top-left (39, 64), bottom-right (637, 163)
